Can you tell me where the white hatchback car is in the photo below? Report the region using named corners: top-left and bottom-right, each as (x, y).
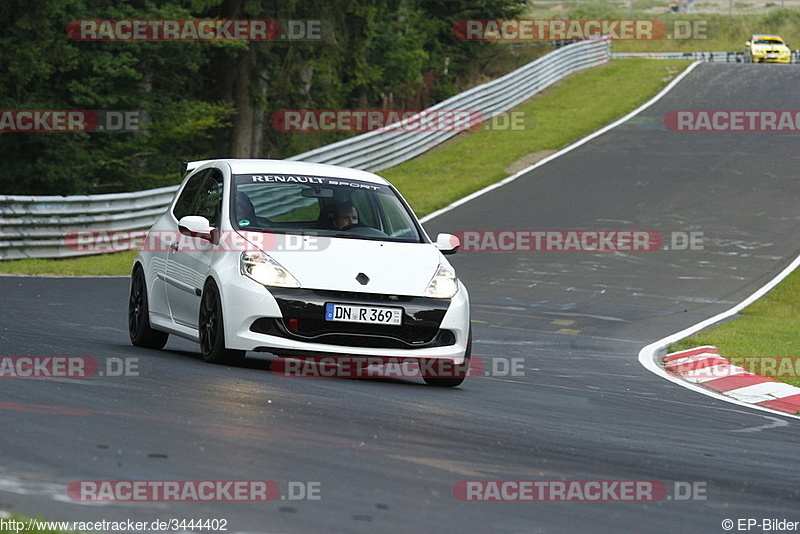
top-left (128, 159), bottom-right (471, 386)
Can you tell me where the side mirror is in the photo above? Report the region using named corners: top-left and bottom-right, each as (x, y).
top-left (745, 41), bottom-right (751, 46)
top-left (435, 233), bottom-right (460, 255)
top-left (178, 215), bottom-right (213, 239)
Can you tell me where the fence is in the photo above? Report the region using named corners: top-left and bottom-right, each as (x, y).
top-left (612, 50), bottom-right (800, 63)
top-left (0, 38), bottom-right (611, 260)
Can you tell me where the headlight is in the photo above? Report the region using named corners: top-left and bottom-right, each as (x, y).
top-left (240, 251), bottom-right (300, 288)
top-left (424, 264), bottom-right (459, 299)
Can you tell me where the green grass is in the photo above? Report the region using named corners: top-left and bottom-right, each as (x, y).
top-left (669, 269), bottom-right (800, 387)
top-left (383, 59), bottom-right (690, 216)
top-left (612, 11), bottom-right (800, 53)
top-left (519, 4), bottom-right (800, 53)
top-left (0, 250), bottom-right (137, 277)
top-left (0, 58), bottom-right (689, 277)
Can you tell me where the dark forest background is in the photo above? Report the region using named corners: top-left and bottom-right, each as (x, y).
top-left (0, 0), bottom-right (543, 195)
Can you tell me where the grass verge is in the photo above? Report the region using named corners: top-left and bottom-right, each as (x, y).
top-left (384, 59), bottom-right (690, 215)
top-left (0, 250), bottom-right (138, 277)
top-left (520, 5), bottom-right (800, 54)
top-left (0, 58), bottom-right (691, 277)
top-left (669, 269), bottom-right (800, 388)
top-left (611, 11), bottom-right (800, 53)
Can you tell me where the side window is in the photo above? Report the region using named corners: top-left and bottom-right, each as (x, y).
top-left (194, 171), bottom-right (224, 227)
top-left (172, 169), bottom-right (209, 221)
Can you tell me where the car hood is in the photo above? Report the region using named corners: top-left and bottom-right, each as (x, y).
top-left (238, 231), bottom-right (445, 296)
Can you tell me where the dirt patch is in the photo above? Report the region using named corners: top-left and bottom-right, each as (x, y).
top-left (504, 150), bottom-right (557, 175)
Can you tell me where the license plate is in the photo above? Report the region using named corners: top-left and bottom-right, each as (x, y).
top-left (325, 303), bottom-right (403, 326)
top-left (768, 54), bottom-right (778, 58)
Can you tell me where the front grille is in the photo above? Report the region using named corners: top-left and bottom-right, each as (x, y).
top-left (249, 287), bottom-right (454, 350)
top-left (250, 318), bottom-right (456, 349)
top-left (311, 289), bottom-right (415, 303)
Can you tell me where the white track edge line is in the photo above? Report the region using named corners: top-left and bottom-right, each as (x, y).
top-left (421, 60), bottom-right (702, 224)
top-left (638, 251), bottom-right (800, 421)
top-left (415, 58), bottom-right (800, 420)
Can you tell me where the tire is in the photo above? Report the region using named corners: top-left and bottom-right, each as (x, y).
top-left (422, 327), bottom-right (472, 387)
top-left (199, 279), bottom-right (246, 365)
top-left (129, 266), bottom-right (169, 349)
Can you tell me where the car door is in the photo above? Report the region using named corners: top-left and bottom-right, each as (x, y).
top-left (147, 169), bottom-right (207, 320)
top-left (165, 168), bottom-right (224, 328)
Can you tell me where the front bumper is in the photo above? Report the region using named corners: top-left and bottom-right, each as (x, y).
top-left (750, 51), bottom-right (791, 63)
top-left (221, 276), bottom-right (471, 361)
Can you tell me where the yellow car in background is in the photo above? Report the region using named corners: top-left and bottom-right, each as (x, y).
top-left (745, 34), bottom-right (792, 64)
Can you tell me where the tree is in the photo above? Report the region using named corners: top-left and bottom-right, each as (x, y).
top-left (0, 0), bottom-right (525, 194)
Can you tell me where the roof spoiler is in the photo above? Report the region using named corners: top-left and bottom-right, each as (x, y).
top-left (181, 160), bottom-right (215, 175)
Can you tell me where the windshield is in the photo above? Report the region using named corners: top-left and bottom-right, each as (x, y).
top-left (232, 174), bottom-right (425, 243)
top-left (754, 38), bottom-right (784, 45)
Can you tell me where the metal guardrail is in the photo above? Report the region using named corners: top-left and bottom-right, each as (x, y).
top-left (0, 38), bottom-right (612, 260)
top-left (286, 38), bottom-right (611, 171)
top-left (612, 50), bottom-right (800, 63)
top-left (0, 187), bottom-right (179, 260)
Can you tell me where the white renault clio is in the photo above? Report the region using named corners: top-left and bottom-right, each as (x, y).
top-left (128, 159), bottom-right (471, 386)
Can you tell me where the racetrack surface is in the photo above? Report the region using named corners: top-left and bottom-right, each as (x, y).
top-left (2, 64), bottom-right (800, 533)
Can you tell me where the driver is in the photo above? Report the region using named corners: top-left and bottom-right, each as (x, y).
top-left (331, 202), bottom-right (358, 230)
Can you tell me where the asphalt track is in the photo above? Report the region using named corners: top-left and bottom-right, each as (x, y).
top-left (2, 63), bottom-right (800, 534)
